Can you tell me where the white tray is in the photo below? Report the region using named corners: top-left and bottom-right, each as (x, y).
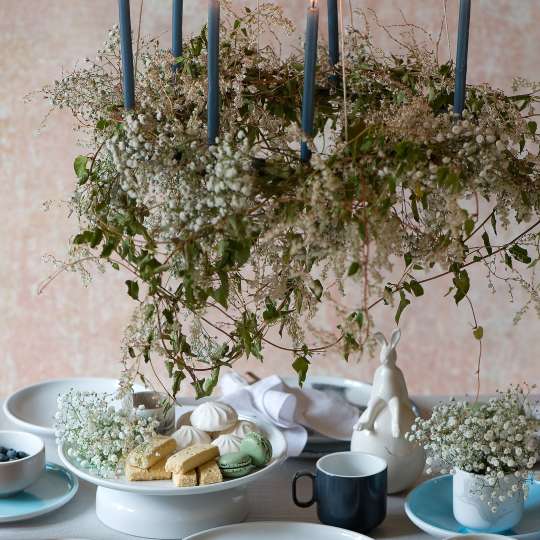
top-left (58, 414), bottom-right (286, 496)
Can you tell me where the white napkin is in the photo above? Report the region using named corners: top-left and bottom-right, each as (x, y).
top-left (219, 372), bottom-right (361, 457)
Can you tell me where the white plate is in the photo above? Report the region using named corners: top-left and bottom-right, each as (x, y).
top-left (282, 375), bottom-right (373, 413)
top-left (3, 378), bottom-right (144, 437)
top-left (58, 414), bottom-right (287, 496)
top-left (0, 463), bottom-right (78, 523)
top-left (184, 521), bottom-right (374, 540)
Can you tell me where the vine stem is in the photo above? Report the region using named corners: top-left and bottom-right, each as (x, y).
top-left (465, 295), bottom-right (482, 402)
top-left (368, 218), bottom-right (540, 312)
top-left (179, 218), bottom-right (540, 358)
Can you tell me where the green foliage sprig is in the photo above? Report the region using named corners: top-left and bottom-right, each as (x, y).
top-left (42, 4), bottom-right (540, 398)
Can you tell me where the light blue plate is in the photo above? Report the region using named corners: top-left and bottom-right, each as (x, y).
top-left (0, 463), bottom-right (78, 523)
top-left (405, 475), bottom-right (540, 539)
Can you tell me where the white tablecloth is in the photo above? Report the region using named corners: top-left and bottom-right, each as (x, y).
top-left (0, 397), bottom-right (466, 539)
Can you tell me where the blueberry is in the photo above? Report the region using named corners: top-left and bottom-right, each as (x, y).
top-left (0, 454), bottom-right (8, 463)
top-left (0, 446), bottom-right (6, 454)
top-left (6, 450), bottom-right (18, 460)
top-left (16, 451), bottom-right (28, 459)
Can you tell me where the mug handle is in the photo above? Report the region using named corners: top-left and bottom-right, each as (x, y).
top-left (292, 471), bottom-right (316, 508)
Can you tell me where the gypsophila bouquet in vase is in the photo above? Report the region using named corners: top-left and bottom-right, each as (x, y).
top-left (407, 385), bottom-right (539, 532)
top-left (54, 390), bottom-right (158, 478)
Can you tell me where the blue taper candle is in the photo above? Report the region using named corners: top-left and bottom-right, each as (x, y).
top-left (301, 0), bottom-right (320, 162)
top-left (118, 0), bottom-right (135, 110)
top-left (208, 0), bottom-right (220, 146)
top-left (172, 0), bottom-right (184, 70)
top-left (327, 0), bottom-right (339, 66)
top-left (453, 0), bottom-right (471, 116)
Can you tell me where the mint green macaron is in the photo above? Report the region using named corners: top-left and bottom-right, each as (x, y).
top-left (217, 452), bottom-right (255, 478)
top-left (239, 431), bottom-right (272, 467)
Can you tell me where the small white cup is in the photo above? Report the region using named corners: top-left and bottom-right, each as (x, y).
top-left (133, 391), bottom-right (175, 434)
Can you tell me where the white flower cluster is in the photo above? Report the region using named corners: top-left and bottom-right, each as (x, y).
top-left (54, 390), bottom-right (157, 478)
top-left (163, 131), bottom-right (254, 235)
top-left (407, 386), bottom-right (539, 511)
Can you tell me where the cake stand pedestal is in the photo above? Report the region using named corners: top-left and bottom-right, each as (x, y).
top-left (96, 485), bottom-right (249, 539)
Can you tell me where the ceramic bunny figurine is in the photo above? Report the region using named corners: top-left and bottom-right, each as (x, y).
top-left (354, 329), bottom-right (411, 438)
top-left (351, 328), bottom-right (425, 493)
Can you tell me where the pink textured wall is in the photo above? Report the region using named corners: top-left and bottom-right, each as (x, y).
top-left (1, 1), bottom-right (539, 399)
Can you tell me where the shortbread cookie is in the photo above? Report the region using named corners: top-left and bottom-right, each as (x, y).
top-left (165, 444), bottom-right (219, 474)
top-left (127, 436), bottom-right (177, 469)
top-left (125, 458), bottom-right (172, 481)
top-left (197, 460), bottom-right (223, 485)
top-left (172, 469), bottom-right (198, 487)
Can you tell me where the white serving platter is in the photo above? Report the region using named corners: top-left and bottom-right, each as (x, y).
top-left (58, 414), bottom-right (286, 496)
top-left (58, 415), bottom-right (287, 539)
top-left (184, 521), bottom-right (374, 540)
top-left (3, 378), bottom-right (144, 438)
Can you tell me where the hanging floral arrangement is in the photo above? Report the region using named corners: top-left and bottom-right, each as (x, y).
top-left (41, 3), bottom-right (540, 398)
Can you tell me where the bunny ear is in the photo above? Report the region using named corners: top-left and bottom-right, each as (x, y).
top-left (390, 328), bottom-right (401, 349)
top-left (374, 332), bottom-right (387, 347)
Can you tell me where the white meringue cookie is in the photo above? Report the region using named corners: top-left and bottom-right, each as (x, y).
top-left (212, 433), bottom-right (243, 456)
top-left (224, 419), bottom-right (262, 439)
top-left (171, 425), bottom-right (211, 449)
top-left (190, 401), bottom-right (238, 432)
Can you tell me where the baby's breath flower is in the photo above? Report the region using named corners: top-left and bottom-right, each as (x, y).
top-left (407, 385), bottom-right (539, 511)
top-left (54, 390), bottom-right (157, 478)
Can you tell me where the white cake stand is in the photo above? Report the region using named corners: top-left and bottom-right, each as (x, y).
top-left (58, 416), bottom-right (287, 540)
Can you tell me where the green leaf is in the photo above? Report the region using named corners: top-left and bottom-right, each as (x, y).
top-left (452, 269), bottom-right (470, 304)
top-left (464, 217), bottom-right (475, 237)
top-left (473, 326), bottom-right (484, 340)
top-left (262, 298), bottom-right (279, 323)
top-left (491, 213), bottom-right (497, 235)
top-left (482, 231), bottom-right (492, 255)
top-left (504, 252), bottom-right (513, 268)
top-left (409, 280), bottom-right (424, 297)
top-left (349, 310), bottom-right (364, 328)
top-left (96, 118), bottom-right (110, 131)
top-left (89, 229), bottom-right (103, 249)
top-left (411, 196), bottom-right (420, 222)
top-left (172, 370), bottom-right (186, 396)
top-left (395, 290), bottom-right (410, 324)
top-left (348, 261), bottom-right (360, 276)
top-left (125, 280), bottom-right (140, 301)
top-left (509, 245), bottom-right (532, 264)
top-left (73, 155), bottom-right (89, 183)
top-left (73, 230), bottom-right (94, 245)
top-left (404, 252), bottom-right (413, 266)
top-left (527, 120), bottom-right (537, 136)
top-left (202, 368), bottom-right (220, 396)
top-left (309, 279), bottom-right (323, 301)
top-left (292, 356), bottom-right (310, 387)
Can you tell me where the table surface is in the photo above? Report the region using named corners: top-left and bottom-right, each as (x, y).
top-left (0, 395), bottom-right (528, 540)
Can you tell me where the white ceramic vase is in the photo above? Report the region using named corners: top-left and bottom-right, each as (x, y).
top-left (452, 469), bottom-right (524, 533)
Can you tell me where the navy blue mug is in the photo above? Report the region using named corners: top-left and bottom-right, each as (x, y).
top-left (292, 452), bottom-right (387, 534)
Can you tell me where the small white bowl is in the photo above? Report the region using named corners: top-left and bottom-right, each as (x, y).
top-left (444, 534), bottom-right (514, 539)
top-left (0, 431), bottom-right (45, 497)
